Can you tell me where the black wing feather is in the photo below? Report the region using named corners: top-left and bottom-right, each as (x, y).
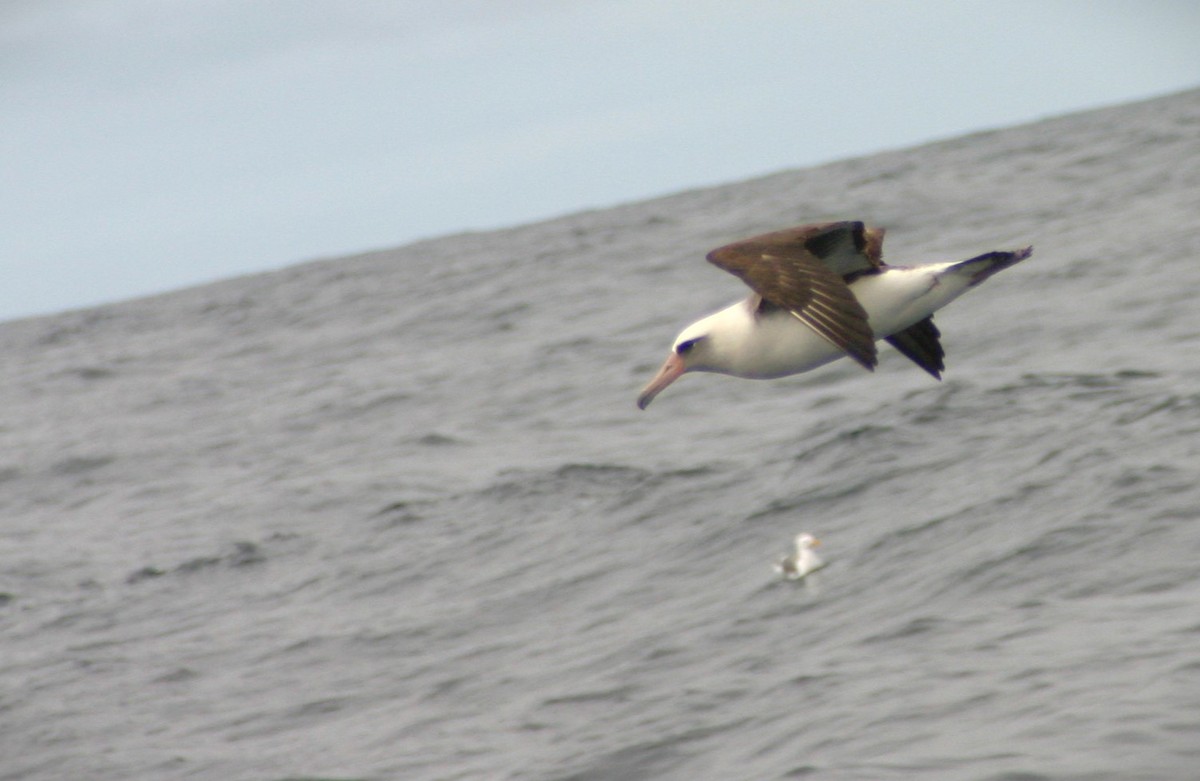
top-left (884, 316), bottom-right (945, 379)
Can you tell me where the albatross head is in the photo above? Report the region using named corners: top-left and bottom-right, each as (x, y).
top-left (636, 321), bottom-right (717, 410)
top-left (637, 302), bottom-right (756, 409)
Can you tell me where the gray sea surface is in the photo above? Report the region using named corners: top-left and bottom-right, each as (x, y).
top-left (2, 89), bottom-right (1200, 781)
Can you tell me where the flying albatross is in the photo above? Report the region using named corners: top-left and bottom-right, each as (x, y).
top-left (637, 221), bottom-right (1032, 409)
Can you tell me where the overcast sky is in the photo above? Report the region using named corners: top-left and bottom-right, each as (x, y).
top-left (3, 1), bottom-right (1198, 321)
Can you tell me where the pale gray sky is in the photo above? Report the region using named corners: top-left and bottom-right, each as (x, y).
top-left (3, 1), bottom-right (1198, 320)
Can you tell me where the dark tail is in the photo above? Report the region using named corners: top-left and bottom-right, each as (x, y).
top-left (951, 246), bottom-right (1034, 287)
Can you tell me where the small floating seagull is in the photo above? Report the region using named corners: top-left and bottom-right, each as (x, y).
top-left (637, 221), bottom-right (1032, 408)
top-left (775, 533), bottom-right (825, 580)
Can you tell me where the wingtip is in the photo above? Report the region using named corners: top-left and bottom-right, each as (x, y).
top-left (852, 349), bottom-right (879, 373)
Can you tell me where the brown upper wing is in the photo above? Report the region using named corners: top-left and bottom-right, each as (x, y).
top-left (705, 221), bottom-right (880, 370)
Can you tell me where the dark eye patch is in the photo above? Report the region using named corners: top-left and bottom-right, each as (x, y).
top-left (676, 338), bottom-right (700, 355)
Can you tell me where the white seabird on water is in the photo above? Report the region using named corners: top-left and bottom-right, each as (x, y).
top-left (776, 533), bottom-right (825, 580)
top-left (637, 221), bottom-right (1032, 408)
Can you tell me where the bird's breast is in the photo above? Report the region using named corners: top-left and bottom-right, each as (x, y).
top-left (723, 310), bottom-right (846, 378)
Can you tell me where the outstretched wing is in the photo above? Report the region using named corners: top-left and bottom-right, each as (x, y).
top-left (706, 221), bottom-right (879, 370)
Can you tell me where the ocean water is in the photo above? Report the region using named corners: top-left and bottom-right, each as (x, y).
top-left (2, 89), bottom-right (1199, 780)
